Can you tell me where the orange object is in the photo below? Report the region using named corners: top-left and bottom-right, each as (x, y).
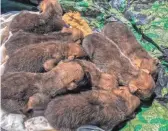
top-left (63, 12), bottom-right (92, 37)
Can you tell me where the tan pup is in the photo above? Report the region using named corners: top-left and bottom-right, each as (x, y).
top-left (1, 61), bottom-right (90, 114)
top-left (102, 22), bottom-right (158, 74)
top-left (44, 59), bottom-right (118, 90)
top-left (9, 0), bottom-right (65, 34)
top-left (5, 27), bottom-right (84, 57)
top-left (44, 87), bottom-right (140, 131)
top-left (4, 41), bottom-right (87, 73)
top-left (82, 33), bottom-right (139, 85)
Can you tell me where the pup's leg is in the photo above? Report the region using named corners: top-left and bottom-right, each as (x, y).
top-left (22, 93), bottom-right (50, 115)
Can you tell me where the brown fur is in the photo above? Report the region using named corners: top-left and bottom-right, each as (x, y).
top-left (128, 70), bottom-right (155, 100)
top-left (40, 0), bottom-right (63, 16)
top-left (44, 59), bottom-right (118, 90)
top-left (44, 87), bottom-right (140, 131)
top-left (75, 60), bottom-right (118, 90)
top-left (5, 28), bottom-right (83, 56)
top-left (61, 27), bottom-right (84, 42)
top-left (4, 42), bottom-right (87, 73)
top-left (102, 22), bottom-right (158, 74)
top-left (82, 33), bottom-right (139, 85)
top-left (1, 61), bottom-right (87, 114)
top-left (9, 0), bottom-right (65, 34)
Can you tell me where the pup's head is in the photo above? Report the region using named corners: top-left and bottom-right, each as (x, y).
top-left (61, 27), bottom-right (84, 42)
top-left (52, 61), bottom-right (85, 86)
top-left (67, 43), bottom-right (87, 60)
top-left (128, 70), bottom-right (155, 100)
top-left (98, 73), bottom-right (118, 90)
top-left (134, 58), bottom-right (159, 74)
top-left (39, 0), bottom-right (62, 16)
top-left (112, 87), bottom-right (140, 115)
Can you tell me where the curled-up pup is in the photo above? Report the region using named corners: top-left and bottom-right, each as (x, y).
top-left (4, 42), bottom-right (87, 73)
top-left (44, 87), bottom-right (140, 131)
top-left (1, 61), bottom-right (89, 114)
top-left (102, 22), bottom-right (159, 74)
top-left (9, 0), bottom-right (65, 34)
top-left (82, 33), bottom-right (156, 100)
top-left (82, 33), bottom-right (139, 85)
top-left (44, 59), bottom-right (118, 90)
top-left (5, 27), bottom-right (84, 56)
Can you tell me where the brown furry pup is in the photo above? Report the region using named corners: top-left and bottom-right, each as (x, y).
top-left (44, 87), bottom-right (140, 131)
top-left (9, 0), bottom-right (65, 34)
top-left (44, 59), bottom-right (118, 90)
top-left (82, 33), bottom-right (156, 100)
top-left (4, 42), bottom-right (87, 73)
top-left (5, 27), bottom-right (84, 56)
top-left (1, 61), bottom-right (88, 114)
top-left (82, 33), bottom-right (139, 85)
top-left (102, 22), bottom-right (158, 74)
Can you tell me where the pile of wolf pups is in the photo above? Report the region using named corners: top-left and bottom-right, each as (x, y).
top-left (1, 0), bottom-right (159, 131)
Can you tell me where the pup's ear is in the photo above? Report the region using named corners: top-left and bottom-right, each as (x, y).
top-left (39, 0), bottom-right (47, 13)
top-left (68, 43), bottom-right (86, 58)
top-left (43, 59), bottom-right (58, 71)
top-left (128, 84), bottom-right (138, 94)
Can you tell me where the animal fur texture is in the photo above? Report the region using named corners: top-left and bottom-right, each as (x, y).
top-left (4, 42), bottom-right (87, 73)
top-left (82, 33), bottom-right (139, 85)
top-left (9, 0), bottom-right (65, 34)
top-left (128, 70), bottom-right (155, 100)
top-left (1, 61), bottom-right (89, 114)
top-left (102, 22), bottom-right (158, 74)
top-left (44, 87), bottom-right (140, 131)
top-left (43, 59), bottom-right (117, 90)
top-left (5, 27), bottom-right (84, 56)
top-left (82, 33), bottom-right (156, 100)
top-left (75, 60), bottom-right (118, 90)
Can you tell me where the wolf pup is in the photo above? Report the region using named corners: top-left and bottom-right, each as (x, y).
top-left (1, 61), bottom-right (89, 114)
top-left (4, 42), bottom-right (87, 73)
top-left (44, 87), bottom-right (140, 131)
